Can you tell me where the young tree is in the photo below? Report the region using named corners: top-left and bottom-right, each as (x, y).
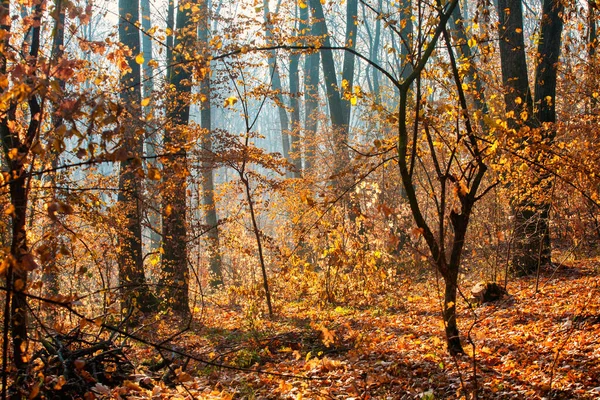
top-left (0, 0), bottom-right (41, 373)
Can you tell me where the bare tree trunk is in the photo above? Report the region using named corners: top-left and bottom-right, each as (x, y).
top-left (303, 6), bottom-right (320, 174)
top-left (497, 0), bottom-right (540, 276)
top-left (0, 0), bottom-right (43, 375)
top-left (399, 0), bottom-right (414, 81)
top-left (340, 0), bottom-right (358, 128)
top-left (199, 0), bottom-right (223, 287)
top-left (263, 0), bottom-right (292, 176)
top-left (141, 0), bottom-right (161, 251)
top-left (531, 0), bottom-right (564, 272)
top-left (118, 0), bottom-right (155, 313)
top-left (42, 0), bottom-right (66, 301)
top-left (160, 0), bottom-right (195, 316)
top-left (288, 3), bottom-right (304, 178)
top-left (449, 3), bottom-right (489, 133)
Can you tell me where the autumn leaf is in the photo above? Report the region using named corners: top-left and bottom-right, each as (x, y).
top-left (224, 96), bottom-right (238, 108)
top-left (135, 53), bottom-right (144, 64)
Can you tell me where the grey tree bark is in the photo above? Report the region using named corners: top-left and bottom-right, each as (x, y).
top-left (141, 0), bottom-right (161, 251)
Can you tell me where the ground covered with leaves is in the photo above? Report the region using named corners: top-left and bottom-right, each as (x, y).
top-left (33, 261), bottom-right (600, 399)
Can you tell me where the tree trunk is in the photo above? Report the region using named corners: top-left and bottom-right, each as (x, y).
top-left (288, 3), bottom-right (304, 178)
top-left (42, 0), bottom-right (66, 302)
top-left (0, 0), bottom-right (43, 375)
top-left (160, 0), bottom-right (195, 316)
top-left (399, 0), bottom-right (414, 82)
top-left (496, 0), bottom-right (543, 276)
top-left (199, 0), bottom-right (223, 288)
top-left (449, 3), bottom-right (489, 132)
top-left (118, 0), bottom-right (155, 313)
top-left (303, 10), bottom-right (320, 174)
top-left (141, 0), bottom-right (162, 251)
top-left (443, 264), bottom-right (462, 355)
top-left (530, 0), bottom-right (564, 271)
top-left (340, 0), bottom-right (358, 128)
top-left (263, 0), bottom-right (292, 176)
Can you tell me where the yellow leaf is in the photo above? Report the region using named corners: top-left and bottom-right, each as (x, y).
top-left (4, 204), bottom-right (15, 215)
top-left (135, 53), bottom-right (145, 65)
top-left (299, 0), bottom-right (308, 8)
top-left (462, 82), bottom-right (469, 91)
top-left (350, 95), bottom-right (357, 106)
top-left (224, 96), bottom-right (238, 108)
top-left (141, 97), bottom-right (151, 107)
top-left (467, 38), bottom-right (477, 48)
top-left (520, 111), bottom-right (528, 121)
top-left (515, 96), bottom-right (522, 104)
top-left (446, 301), bottom-right (455, 309)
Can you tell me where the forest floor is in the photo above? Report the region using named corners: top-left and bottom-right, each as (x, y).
top-left (42, 259), bottom-right (600, 399)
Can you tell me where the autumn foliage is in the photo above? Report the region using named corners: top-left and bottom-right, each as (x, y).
top-left (0, 0), bottom-right (599, 399)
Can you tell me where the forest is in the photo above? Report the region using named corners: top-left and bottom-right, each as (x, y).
top-left (0, 0), bottom-right (598, 398)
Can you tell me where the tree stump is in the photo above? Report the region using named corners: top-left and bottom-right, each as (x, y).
top-left (471, 282), bottom-right (508, 304)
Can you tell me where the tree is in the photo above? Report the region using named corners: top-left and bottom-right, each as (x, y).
top-left (497, 0), bottom-right (563, 275)
top-left (199, 0), bottom-right (224, 288)
top-left (0, 0), bottom-right (45, 375)
top-left (393, 0), bottom-right (483, 355)
top-left (288, 3), bottom-right (304, 177)
top-left (529, 0), bottom-right (564, 272)
top-left (263, 0), bottom-right (293, 177)
top-left (160, 0), bottom-right (196, 316)
top-left (117, 0), bottom-right (155, 314)
top-left (141, 0), bottom-right (162, 251)
top-left (302, 7), bottom-right (320, 174)
top-left (42, 0), bottom-right (67, 301)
